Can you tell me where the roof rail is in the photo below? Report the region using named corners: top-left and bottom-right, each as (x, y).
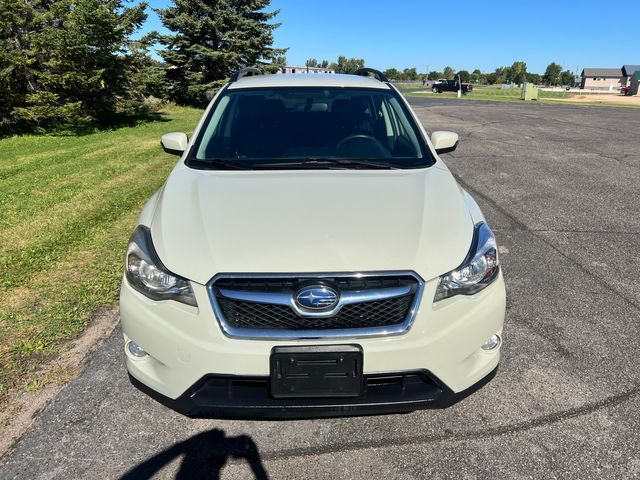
top-left (353, 68), bottom-right (389, 83)
top-left (230, 67), bottom-right (262, 82)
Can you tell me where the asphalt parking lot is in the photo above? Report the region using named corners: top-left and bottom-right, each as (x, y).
top-left (2, 98), bottom-right (640, 479)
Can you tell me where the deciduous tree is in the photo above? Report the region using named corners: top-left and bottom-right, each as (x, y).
top-left (544, 62), bottom-right (562, 86)
top-left (485, 72), bottom-right (498, 85)
top-left (402, 67), bottom-right (418, 81)
top-left (493, 67), bottom-right (508, 84)
top-left (329, 56), bottom-right (365, 74)
top-left (525, 72), bottom-right (541, 84)
top-left (457, 70), bottom-right (470, 83)
top-left (560, 70), bottom-right (575, 86)
top-left (509, 61), bottom-right (527, 85)
top-left (383, 68), bottom-right (400, 80)
top-left (470, 69), bottom-right (485, 84)
top-left (442, 66), bottom-right (455, 79)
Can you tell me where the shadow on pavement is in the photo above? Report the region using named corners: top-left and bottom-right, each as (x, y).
top-left (119, 428), bottom-right (269, 480)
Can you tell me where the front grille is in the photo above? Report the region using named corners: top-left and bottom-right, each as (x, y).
top-left (209, 273), bottom-right (424, 338)
top-left (218, 294), bottom-right (413, 330)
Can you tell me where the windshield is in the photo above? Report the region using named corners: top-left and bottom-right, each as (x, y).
top-left (188, 87), bottom-right (434, 170)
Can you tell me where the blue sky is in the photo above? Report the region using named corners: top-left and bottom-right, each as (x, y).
top-left (138, 0), bottom-right (635, 74)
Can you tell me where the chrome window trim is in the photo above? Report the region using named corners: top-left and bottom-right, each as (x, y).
top-left (206, 271), bottom-right (425, 340)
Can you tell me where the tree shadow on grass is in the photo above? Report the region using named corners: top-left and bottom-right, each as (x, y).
top-left (119, 428), bottom-right (269, 480)
top-left (64, 110), bottom-right (174, 137)
top-left (0, 109), bottom-right (174, 139)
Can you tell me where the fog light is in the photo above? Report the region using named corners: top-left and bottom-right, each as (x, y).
top-left (127, 340), bottom-right (148, 358)
top-left (481, 334), bottom-right (501, 351)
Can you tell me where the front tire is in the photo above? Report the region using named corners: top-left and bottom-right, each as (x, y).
top-left (432, 87), bottom-right (440, 93)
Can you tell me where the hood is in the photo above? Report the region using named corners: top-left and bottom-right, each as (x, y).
top-left (150, 163), bottom-right (474, 285)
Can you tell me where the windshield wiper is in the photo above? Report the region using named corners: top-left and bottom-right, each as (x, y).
top-left (253, 158), bottom-right (400, 170)
top-left (194, 159), bottom-right (251, 170)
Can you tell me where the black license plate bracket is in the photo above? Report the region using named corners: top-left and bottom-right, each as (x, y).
top-left (270, 345), bottom-right (363, 399)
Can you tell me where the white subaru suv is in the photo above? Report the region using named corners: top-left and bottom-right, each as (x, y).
top-left (120, 68), bottom-right (506, 418)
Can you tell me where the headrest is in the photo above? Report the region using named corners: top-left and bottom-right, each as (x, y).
top-left (331, 99), bottom-right (351, 113)
top-left (332, 97), bottom-right (370, 116)
top-left (262, 99), bottom-right (285, 115)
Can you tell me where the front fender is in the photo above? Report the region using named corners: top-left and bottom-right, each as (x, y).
top-left (462, 190), bottom-right (486, 225)
top-left (137, 188), bottom-right (164, 227)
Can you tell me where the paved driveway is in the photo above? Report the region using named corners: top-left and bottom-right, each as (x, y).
top-left (2, 98), bottom-right (640, 479)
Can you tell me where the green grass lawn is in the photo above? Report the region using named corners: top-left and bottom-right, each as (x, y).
top-left (472, 86), bottom-right (572, 99)
top-left (406, 85), bottom-right (573, 103)
top-left (0, 105), bottom-right (202, 405)
top-left (406, 86), bottom-right (640, 109)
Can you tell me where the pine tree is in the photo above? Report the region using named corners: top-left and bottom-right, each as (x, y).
top-left (0, 0), bottom-right (35, 131)
top-left (157, 0), bottom-right (287, 106)
top-left (7, 0), bottom-right (147, 131)
top-left (126, 35), bottom-right (168, 101)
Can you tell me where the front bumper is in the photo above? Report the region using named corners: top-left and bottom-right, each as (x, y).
top-left (120, 272), bottom-right (505, 417)
top-left (128, 368), bottom-right (497, 419)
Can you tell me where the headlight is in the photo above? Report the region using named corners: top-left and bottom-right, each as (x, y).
top-left (125, 225), bottom-right (197, 307)
top-left (434, 222), bottom-right (500, 302)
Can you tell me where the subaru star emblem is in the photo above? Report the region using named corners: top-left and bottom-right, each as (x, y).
top-left (295, 285), bottom-right (339, 311)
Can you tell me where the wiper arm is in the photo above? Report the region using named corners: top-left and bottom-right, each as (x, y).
top-left (325, 158), bottom-right (400, 170)
top-left (254, 158), bottom-right (400, 170)
top-left (195, 159), bottom-right (251, 170)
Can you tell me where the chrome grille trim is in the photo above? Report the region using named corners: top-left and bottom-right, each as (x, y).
top-left (217, 283), bottom-right (414, 319)
top-left (206, 271), bottom-right (425, 340)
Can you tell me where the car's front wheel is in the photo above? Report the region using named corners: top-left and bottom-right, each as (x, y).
top-left (432, 87), bottom-right (440, 93)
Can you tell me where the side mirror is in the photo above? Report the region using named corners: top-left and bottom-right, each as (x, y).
top-left (160, 132), bottom-right (189, 156)
top-left (431, 131), bottom-right (459, 154)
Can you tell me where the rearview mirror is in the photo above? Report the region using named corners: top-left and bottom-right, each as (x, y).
top-left (160, 132), bottom-right (189, 156)
top-left (431, 131), bottom-right (459, 154)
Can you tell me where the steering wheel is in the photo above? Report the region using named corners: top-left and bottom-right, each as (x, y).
top-left (336, 134), bottom-right (390, 158)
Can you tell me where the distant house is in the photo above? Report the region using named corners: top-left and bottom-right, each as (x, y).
top-left (621, 65), bottom-right (640, 86)
top-left (630, 71), bottom-right (640, 96)
top-left (280, 66), bottom-right (335, 74)
top-left (580, 68), bottom-right (624, 91)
